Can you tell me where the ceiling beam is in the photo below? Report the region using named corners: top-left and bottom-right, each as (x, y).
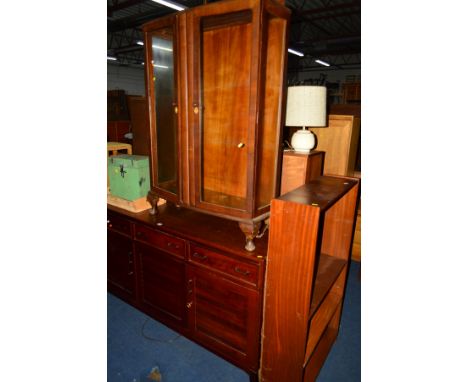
top-left (287, 63), bottom-right (360, 72)
top-left (108, 0), bottom-right (147, 17)
top-left (295, 1), bottom-right (360, 17)
top-left (294, 34), bottom-right (360, 46)
top-left (108, 7), bottom-right (173, 32)
top-left (109, 44), bottom-right (143, 54)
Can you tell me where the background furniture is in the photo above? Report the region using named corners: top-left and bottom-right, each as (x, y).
top-left (127, 95), bottom-right (151, 158)
top-left (280, 150), bottom-right (324, 194)
top-left (107, 120), bottom-right (132, 143)
top-left (142, 0), bottom-right (290, 251)
top-left (342, 82), bottom-right (361, 104)
top-left (309, 114), bottom-right (360, 177)
top-left (107, 142), bottom-right (132, 156)
top-left (260, 176), bottom-right (360, 381)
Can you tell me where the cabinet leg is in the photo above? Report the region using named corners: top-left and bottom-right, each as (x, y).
top-left (147, 191), bottom-right (159, 215)
top-left (238, 221), bottom-right (261, 252)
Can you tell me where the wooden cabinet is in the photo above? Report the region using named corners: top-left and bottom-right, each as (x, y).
top-left (260, 176), bottom-right (360, 381)
top-left (142, 0), bottom-right (290, 251)
top-left (107, 204), bottom-right (267, 379)
top-left (107, 214), bottom-right (137, 305)
top-left (280, 150), bottom-right (324, 195)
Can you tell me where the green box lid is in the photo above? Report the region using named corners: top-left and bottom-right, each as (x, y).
top-left (108, 154), bottom-right (149, 169)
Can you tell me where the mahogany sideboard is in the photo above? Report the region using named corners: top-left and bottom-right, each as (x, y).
top-left (108, 175), bottom-right (359, 381)
top-left (107, 202), bottom-right (268, 381)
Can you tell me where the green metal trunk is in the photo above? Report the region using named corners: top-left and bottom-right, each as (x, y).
top-left (108, 154), bottom-right (150, 201)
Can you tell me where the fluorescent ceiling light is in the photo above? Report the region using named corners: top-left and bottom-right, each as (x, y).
top-left (137, 41), bottom-right (144, 46)
top-left (153, 64), bottom-right (169, 69)
top-left (150, 0), bottom-right (186, 11)
top-left (288, 48), bottom-right (304, 57)
top-left (152, 44), bottom-right (173, 52)
top-left (107, 56), bottom-right (117, 61)
top-left (315, 59), bottom-right (330, 67)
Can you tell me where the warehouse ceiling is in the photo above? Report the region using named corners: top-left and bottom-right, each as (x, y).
top-left (107, 0), bottom-right (360, 73)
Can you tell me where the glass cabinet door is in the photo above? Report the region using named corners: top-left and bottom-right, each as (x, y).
top-left (197, 11), bottom-right (254, 212)
top-left (151, 27), bottom-right (178, 195)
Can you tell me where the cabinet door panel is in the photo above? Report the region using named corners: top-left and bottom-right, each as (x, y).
top-left (187, 266), bottom-right (260, 370)
top-left (200, 20), bottom-right (252, 210)
top-left (137, 242), bottom-right (187, 328)
top-left (107, 230), bottom-right (136, 303)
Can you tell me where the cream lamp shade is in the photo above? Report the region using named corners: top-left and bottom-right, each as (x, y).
top-left (285, 85), bottom-right (327, 153)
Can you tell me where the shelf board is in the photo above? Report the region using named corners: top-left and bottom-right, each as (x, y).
top-left (278, 176), bottom-right (359, 212)
top-left (303, 255), bottom-right (347, 366)
top-left (309, 254), bottom-right (347, 318)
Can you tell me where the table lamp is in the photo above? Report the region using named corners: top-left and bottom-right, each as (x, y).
top-left (285, 85), bottom-right (327, 153)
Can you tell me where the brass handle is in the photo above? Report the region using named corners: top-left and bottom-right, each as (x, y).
top-left (237, 142), bottom-right (245, 148)
top-left (167, 241), bottom-right (180, 249)
top-left (193, 106), bottom-right (199, 114)
top-left (235, 266), bottom-right (251, 276)
top-left (174, 106), bottom-right (178, 114)
top-left (193, 252), bottom-right (207, 260)
top-left (186, 301), bottom-right (193, 308)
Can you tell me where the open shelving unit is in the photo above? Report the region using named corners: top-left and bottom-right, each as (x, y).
top-left (260, 175), bottom-right (360, 382)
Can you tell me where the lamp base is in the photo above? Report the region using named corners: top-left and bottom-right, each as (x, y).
top-left (291, 127), bottom-right (316, 153)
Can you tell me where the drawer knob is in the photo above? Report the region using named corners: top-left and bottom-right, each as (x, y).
top-left (128, 271), bottom-right (134, 276)
top-left (235, 266), bottom-right (251, 276)
top-left (186, 301), bottom-right (193, 308)
top-left (193, 252), bottom-right (207, 260)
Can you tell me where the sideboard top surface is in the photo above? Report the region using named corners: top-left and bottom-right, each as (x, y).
top-left (108, 203), bottom-right (269, 260)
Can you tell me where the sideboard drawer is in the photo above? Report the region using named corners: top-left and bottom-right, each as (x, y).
top-left (189, 244), bottom-right (259, 287)
top-left (107, 213), bottom-right (132, 236)
top-left (134, 224), bottom-right (185, 259)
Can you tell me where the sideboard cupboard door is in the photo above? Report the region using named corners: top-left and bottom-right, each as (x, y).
top-left (107, 229), bottom-right (137, 305)
top-left (144, 14), bottom-right (180, 203)
top-left (186, 265), bottom-right (261, 372)
top-left (136, 241), bottom-right (187, 330)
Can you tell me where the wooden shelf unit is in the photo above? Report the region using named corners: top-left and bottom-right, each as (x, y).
top-left (260, 176), bottom-right (360, 382)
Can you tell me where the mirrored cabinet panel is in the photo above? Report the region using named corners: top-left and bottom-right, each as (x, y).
top-left (143, 0), bottom-right (290, 251)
